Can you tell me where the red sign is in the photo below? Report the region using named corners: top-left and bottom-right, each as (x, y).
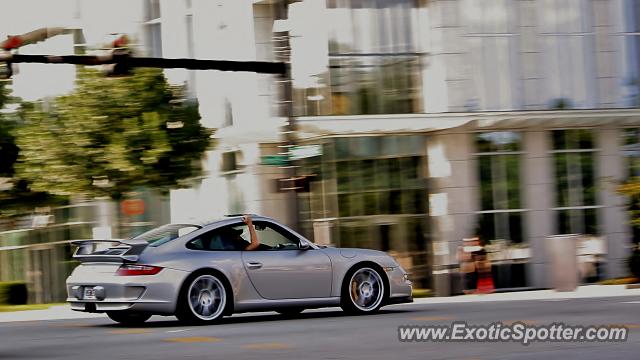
top-left (121, 199), bottom-right (145, 216)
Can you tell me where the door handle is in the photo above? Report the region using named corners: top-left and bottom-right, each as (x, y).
top-left (246, 262), bottom-right (263, 269)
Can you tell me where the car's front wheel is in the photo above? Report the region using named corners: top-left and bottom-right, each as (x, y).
top-left (340, 266), bottom-right (386, 314)
top-left (106, 311), bottom-right (152, 325)
top-left (176, 273), bottom-right (228, 324)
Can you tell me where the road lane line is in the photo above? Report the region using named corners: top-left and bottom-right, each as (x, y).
top-left (622, 301), bottom-right (640, 304)
top-left (164, 336), bottom-right (222, 343)
top-left (242, 342), bottom-right (292, 350)
top-left (166, 329), bottom-right (190, 333)
top-left (409, 316), bottom-right (455, 321)
top-left (109, 329), bottom-right (152, 334)
top-left (501, 320), bottom-right (540, 325)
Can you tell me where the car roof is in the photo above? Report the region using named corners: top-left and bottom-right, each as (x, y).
top-left (191, 214), bottom-right (275, 228)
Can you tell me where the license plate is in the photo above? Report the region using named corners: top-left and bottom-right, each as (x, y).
top-left (83, 287), bottom-right (96, 300)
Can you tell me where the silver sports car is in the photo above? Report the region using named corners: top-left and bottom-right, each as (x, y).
top-left (66, 215), bottom-right (413, 324)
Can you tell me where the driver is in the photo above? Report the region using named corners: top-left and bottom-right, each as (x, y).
top-left (242, 215), bottom-right (260, 251)
top-left (222, 215), bottom-right (260, 251)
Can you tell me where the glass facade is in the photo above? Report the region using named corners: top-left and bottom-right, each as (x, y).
top-left (297, 135), bottom-right (430, 287)
top-left (475, 132), bottom-right (524, 244)
top-left (551, 129), bottom-right (598, 235)
top-left (293, 0), bottom-right (423, 116)
top-left (463, 0), bottom-right (518, 110)
top-left (623, 0), bottom-right (640, 106)
top-left (622, 128), bottom-right (640, 244)
top-left (538, 0), bottom-right (594, 109)
top-left (144, 0), bottom-right (162, 58)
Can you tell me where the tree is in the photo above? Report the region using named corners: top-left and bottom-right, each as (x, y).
top-left (1, 81), bottom-right (66, 217)
top-left (15, 67), bottom-right (211, 201)
top-left (618, 178), bottom-right (640, 278)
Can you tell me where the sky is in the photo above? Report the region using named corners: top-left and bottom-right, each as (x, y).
top-left (0, 0), bottom-right (143, 101)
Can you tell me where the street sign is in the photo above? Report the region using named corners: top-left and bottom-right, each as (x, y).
top-left (289, 144), bottom-right (322, 160)
top-left (261, 154), bottom-right (290, 166)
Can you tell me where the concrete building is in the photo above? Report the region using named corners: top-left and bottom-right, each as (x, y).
top-left (147, 0), bottom-right (640, 291)
top-left (3, 0), bottom-right (639, 297)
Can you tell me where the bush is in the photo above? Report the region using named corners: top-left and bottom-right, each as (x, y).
top-left (0, 282), bottom-right (28, 305)
top-left (630, 249), bottom-right (640, 279)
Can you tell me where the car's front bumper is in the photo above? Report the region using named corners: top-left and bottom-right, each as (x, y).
top-left (65, 264), bottom-right (188, 315)
top-left (386, 266), bottom-right (413, 300)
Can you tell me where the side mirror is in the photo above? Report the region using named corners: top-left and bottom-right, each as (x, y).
top-left (299, 241), bottom-right (311, 250)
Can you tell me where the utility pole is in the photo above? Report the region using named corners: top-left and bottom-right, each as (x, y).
top-left (272, 0), bottom-right (300, 231)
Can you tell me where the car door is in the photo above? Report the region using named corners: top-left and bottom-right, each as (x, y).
top-left (241, 221), bottom-right (333, 299)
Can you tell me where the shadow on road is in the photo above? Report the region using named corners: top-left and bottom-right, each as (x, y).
top-left (95, 308), bottom-right (417, 329)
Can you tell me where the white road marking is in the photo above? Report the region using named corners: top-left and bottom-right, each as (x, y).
top-left (166, 329), bottom-right (190, 333)
top-left (621, 301), bottom-right (640, 304)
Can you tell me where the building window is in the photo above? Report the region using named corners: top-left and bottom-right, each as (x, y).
top-left (622, 128), bottom-right (640, 178)
top-left (537, 0), bottom-right (594, 109)
top-left (551, 129), bottom-right (598, 235)
top-left (223, 99), bottom-right (233, 127)
top-left (623, 0), bottom-right (640, 106)
top-left (144, 0), bottom-right (162, 57)
top-left (297, 0), bottom-right (422, 116)
top-left (296, 135), bottom-right (429, 287)
top-left (475, 132), bottom-right (524, 244)
top-left (622, 128), bottom-right (640, 244)
top-left (463, 0), bottom-right (518, 110)
top-left (221, 151), bottom-right (239, 172)
top-left (185, 0), bottom-right (196, 95)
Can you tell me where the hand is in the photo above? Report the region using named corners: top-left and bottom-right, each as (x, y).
top-left (242, 215), bottom-right (252, 225)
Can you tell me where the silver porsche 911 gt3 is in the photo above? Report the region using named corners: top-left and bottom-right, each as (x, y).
top-left (66, 215), bottom-right (413, 325)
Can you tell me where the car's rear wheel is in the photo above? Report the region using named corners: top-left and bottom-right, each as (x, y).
top-left (106, 311), bottom-right (152, 325)
top-left (340, 266), bottom-right (386, 314)
top-left (176, 273), bottom-right (228, 324)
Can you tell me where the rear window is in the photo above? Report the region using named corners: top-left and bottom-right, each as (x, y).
top-left (133, 224), bottom-right (201, 247)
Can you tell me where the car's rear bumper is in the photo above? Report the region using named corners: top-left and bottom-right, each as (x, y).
top-left (66, 264), bottom-right (188, 315)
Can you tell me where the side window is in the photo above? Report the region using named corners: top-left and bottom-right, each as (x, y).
top-left (186, 224), bottom-right (247, 251)
top-left (253, 222), bottom-right (300, 250)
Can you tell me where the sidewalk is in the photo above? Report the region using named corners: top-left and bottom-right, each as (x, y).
top-left (0, 285), bottom-right (638, 323)
top-left (411, 284), bottom-right (640, 305)
top-left (0, 305), bottom-right (104, 323)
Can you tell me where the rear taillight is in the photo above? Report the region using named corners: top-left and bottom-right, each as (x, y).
top-left (116, 264), bottom-right (163, 276)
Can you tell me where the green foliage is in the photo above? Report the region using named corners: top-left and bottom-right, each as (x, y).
top-left (630, 248), bottom-right (640, 279)
top-left (15, 68), bottom-right (211, 200)
top-left (0, 281), bottom-right (28, 305)
top-left (1, 82), bottom-right (64, 217)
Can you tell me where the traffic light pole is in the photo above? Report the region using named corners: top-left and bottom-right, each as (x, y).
top-left (0, 53), bottom-right (286, 75)
top-left (1, 24), bottom-right (300, 230)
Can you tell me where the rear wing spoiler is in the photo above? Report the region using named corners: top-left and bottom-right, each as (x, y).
top-left (71, 239), bottom-right (148, 263)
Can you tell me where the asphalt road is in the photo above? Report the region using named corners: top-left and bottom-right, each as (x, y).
top-left (1, 295), bottom-right (639, 360)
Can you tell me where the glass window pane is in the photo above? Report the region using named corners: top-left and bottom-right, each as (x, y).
top-left (554, 153), bottom-right (569, 207)
top-left (479, 156), bottom-right (494, 210)
top-left (390, 190), bottom-right (402, 214)
top-left (363, 192), bottom-right (377, 215)
top-left (581, 152), bottom-right (596, 206)
top-left (506, 155), bottom-right (521, 209)
top-left (478, 213), bottom-right (496, 243)
top-left (509, 212), bottom-right (523, 243)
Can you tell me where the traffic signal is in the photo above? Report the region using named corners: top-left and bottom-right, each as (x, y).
top-left (0, 61), bottom-right (12, 80)
top-left (102, 35), bottom-right (132, 77)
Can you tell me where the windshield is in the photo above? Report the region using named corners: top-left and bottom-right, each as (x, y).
top-left (132, 224), bottom-right (201, 247)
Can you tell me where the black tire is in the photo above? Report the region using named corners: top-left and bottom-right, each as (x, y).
top-left (175, 272), bottom-right (230, 325)
top-left (276, 308), bottom-right (305, 317)
top-left (340, 265), bottom-right (387, 315)
top-left (106, 311), bottom-right (152, 325)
